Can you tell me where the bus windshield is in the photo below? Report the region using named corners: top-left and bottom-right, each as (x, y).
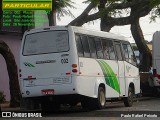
top-left (23, 30), bottom-right (69, 56)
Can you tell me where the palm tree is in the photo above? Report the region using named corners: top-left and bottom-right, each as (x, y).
top-left (47, 0), bottom-right (75, 26)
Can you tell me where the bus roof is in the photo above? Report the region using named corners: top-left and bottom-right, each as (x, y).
top-left (70, 26), bottom-right (128, 41)
top-left (25, 26), bottom-right (128, 42)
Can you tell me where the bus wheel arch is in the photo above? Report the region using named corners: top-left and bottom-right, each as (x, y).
top-left (129, 83), bottom-right (135, 95)
top-left (81, 83), bottom-right (106, 110)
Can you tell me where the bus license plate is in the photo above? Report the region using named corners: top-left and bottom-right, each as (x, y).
top-left (41, 89), bottom-right (54, 95)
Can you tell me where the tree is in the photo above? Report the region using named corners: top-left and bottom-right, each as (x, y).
top-left (47, 0), bottom-right (75, 26)
top-left (69, 0), bottom-right (160, 72)
top-left (0, 40), bottom-right (20, 107)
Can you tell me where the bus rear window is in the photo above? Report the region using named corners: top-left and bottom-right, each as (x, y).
top-left (23, 31), bottom-right (69, 55)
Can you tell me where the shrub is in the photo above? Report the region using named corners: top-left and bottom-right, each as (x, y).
top-left (0, 91), bottom-right (6, 103)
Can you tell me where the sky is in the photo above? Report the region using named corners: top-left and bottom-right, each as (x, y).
top-left (56, 0), bottom-right (160, 43)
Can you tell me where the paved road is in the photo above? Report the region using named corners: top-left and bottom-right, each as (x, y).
top-left (1, 97), bottom-right (160, 119)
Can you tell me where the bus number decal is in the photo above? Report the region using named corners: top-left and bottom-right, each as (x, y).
top-left (61, 58), bottom-right (68, 64)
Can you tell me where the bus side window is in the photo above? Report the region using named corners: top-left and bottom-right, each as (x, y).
top-left (127, 44), bottom-right (137, 66)
top-left (122, 43), bottom-right (137, 66)
top-left (81, 35), bottom-right (90, 58)
top-left (75, 35), bottom-right (84, 57)
top-left (122, 44), bottom-right (129, 61)
top-left (88, 37), bottom-right (97, 58)
top-left (102, 39), bottom-right (109, 60)
top-left (114, 42), bottom-right (123, 61)
top-left (108, 40), bottom-right (116, 60)
top-left (95, 38), bottom-right (104, 59)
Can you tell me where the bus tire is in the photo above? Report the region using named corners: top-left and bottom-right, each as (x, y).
top-left (124, 87), bottom-right (134, 107)
top-left (95, 87), bottom-right (106, 109)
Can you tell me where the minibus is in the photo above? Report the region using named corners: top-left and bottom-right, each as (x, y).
top-left (19, 26), bottom-right (140, 111)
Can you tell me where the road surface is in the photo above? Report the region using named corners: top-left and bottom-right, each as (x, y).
top-left (1, 97), bottom-right (160, 119)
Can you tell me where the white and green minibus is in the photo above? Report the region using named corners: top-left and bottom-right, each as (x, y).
top-left (19, 26), bottom-right (140, 111)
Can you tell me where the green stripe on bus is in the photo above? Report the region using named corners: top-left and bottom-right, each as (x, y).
top-left (98, 60), bottom-right (113, 87)
top-left (97, 60), bottom-right (120, 93)
top-left (24, 62), bottom-right (35, 67)
top-left (101, 60), bottom-right (120, 93)
top-left (28, 63), bottom-right (35, 67)
top-left (24, 63), bottom-right (28, 66)
top-left (97, 60), bottom-right (111, 86)
top-left (100, 60), bottom-right (116, 90)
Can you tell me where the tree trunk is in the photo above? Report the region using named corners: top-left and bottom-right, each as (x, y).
top-left (0, 40), bottom-right (20, 107)
top-left (131, 18), bottom-right (152, 72)
top-left (100, 16), bottom-right (114, 32)
top-left (99, 0), bottom-right (113, 32)
top-left (47, 10), bottom-right (56, 26)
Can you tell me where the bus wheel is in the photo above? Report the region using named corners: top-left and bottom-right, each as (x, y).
top-left (124, 87), bottom-right (134, 107)
top-left (95, 87), bottom-right (106, 109)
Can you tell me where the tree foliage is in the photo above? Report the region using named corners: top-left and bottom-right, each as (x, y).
top-left (52, 0), bottom-right (75, 20)
top-left (48, 0), bottom-right (75, 26)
